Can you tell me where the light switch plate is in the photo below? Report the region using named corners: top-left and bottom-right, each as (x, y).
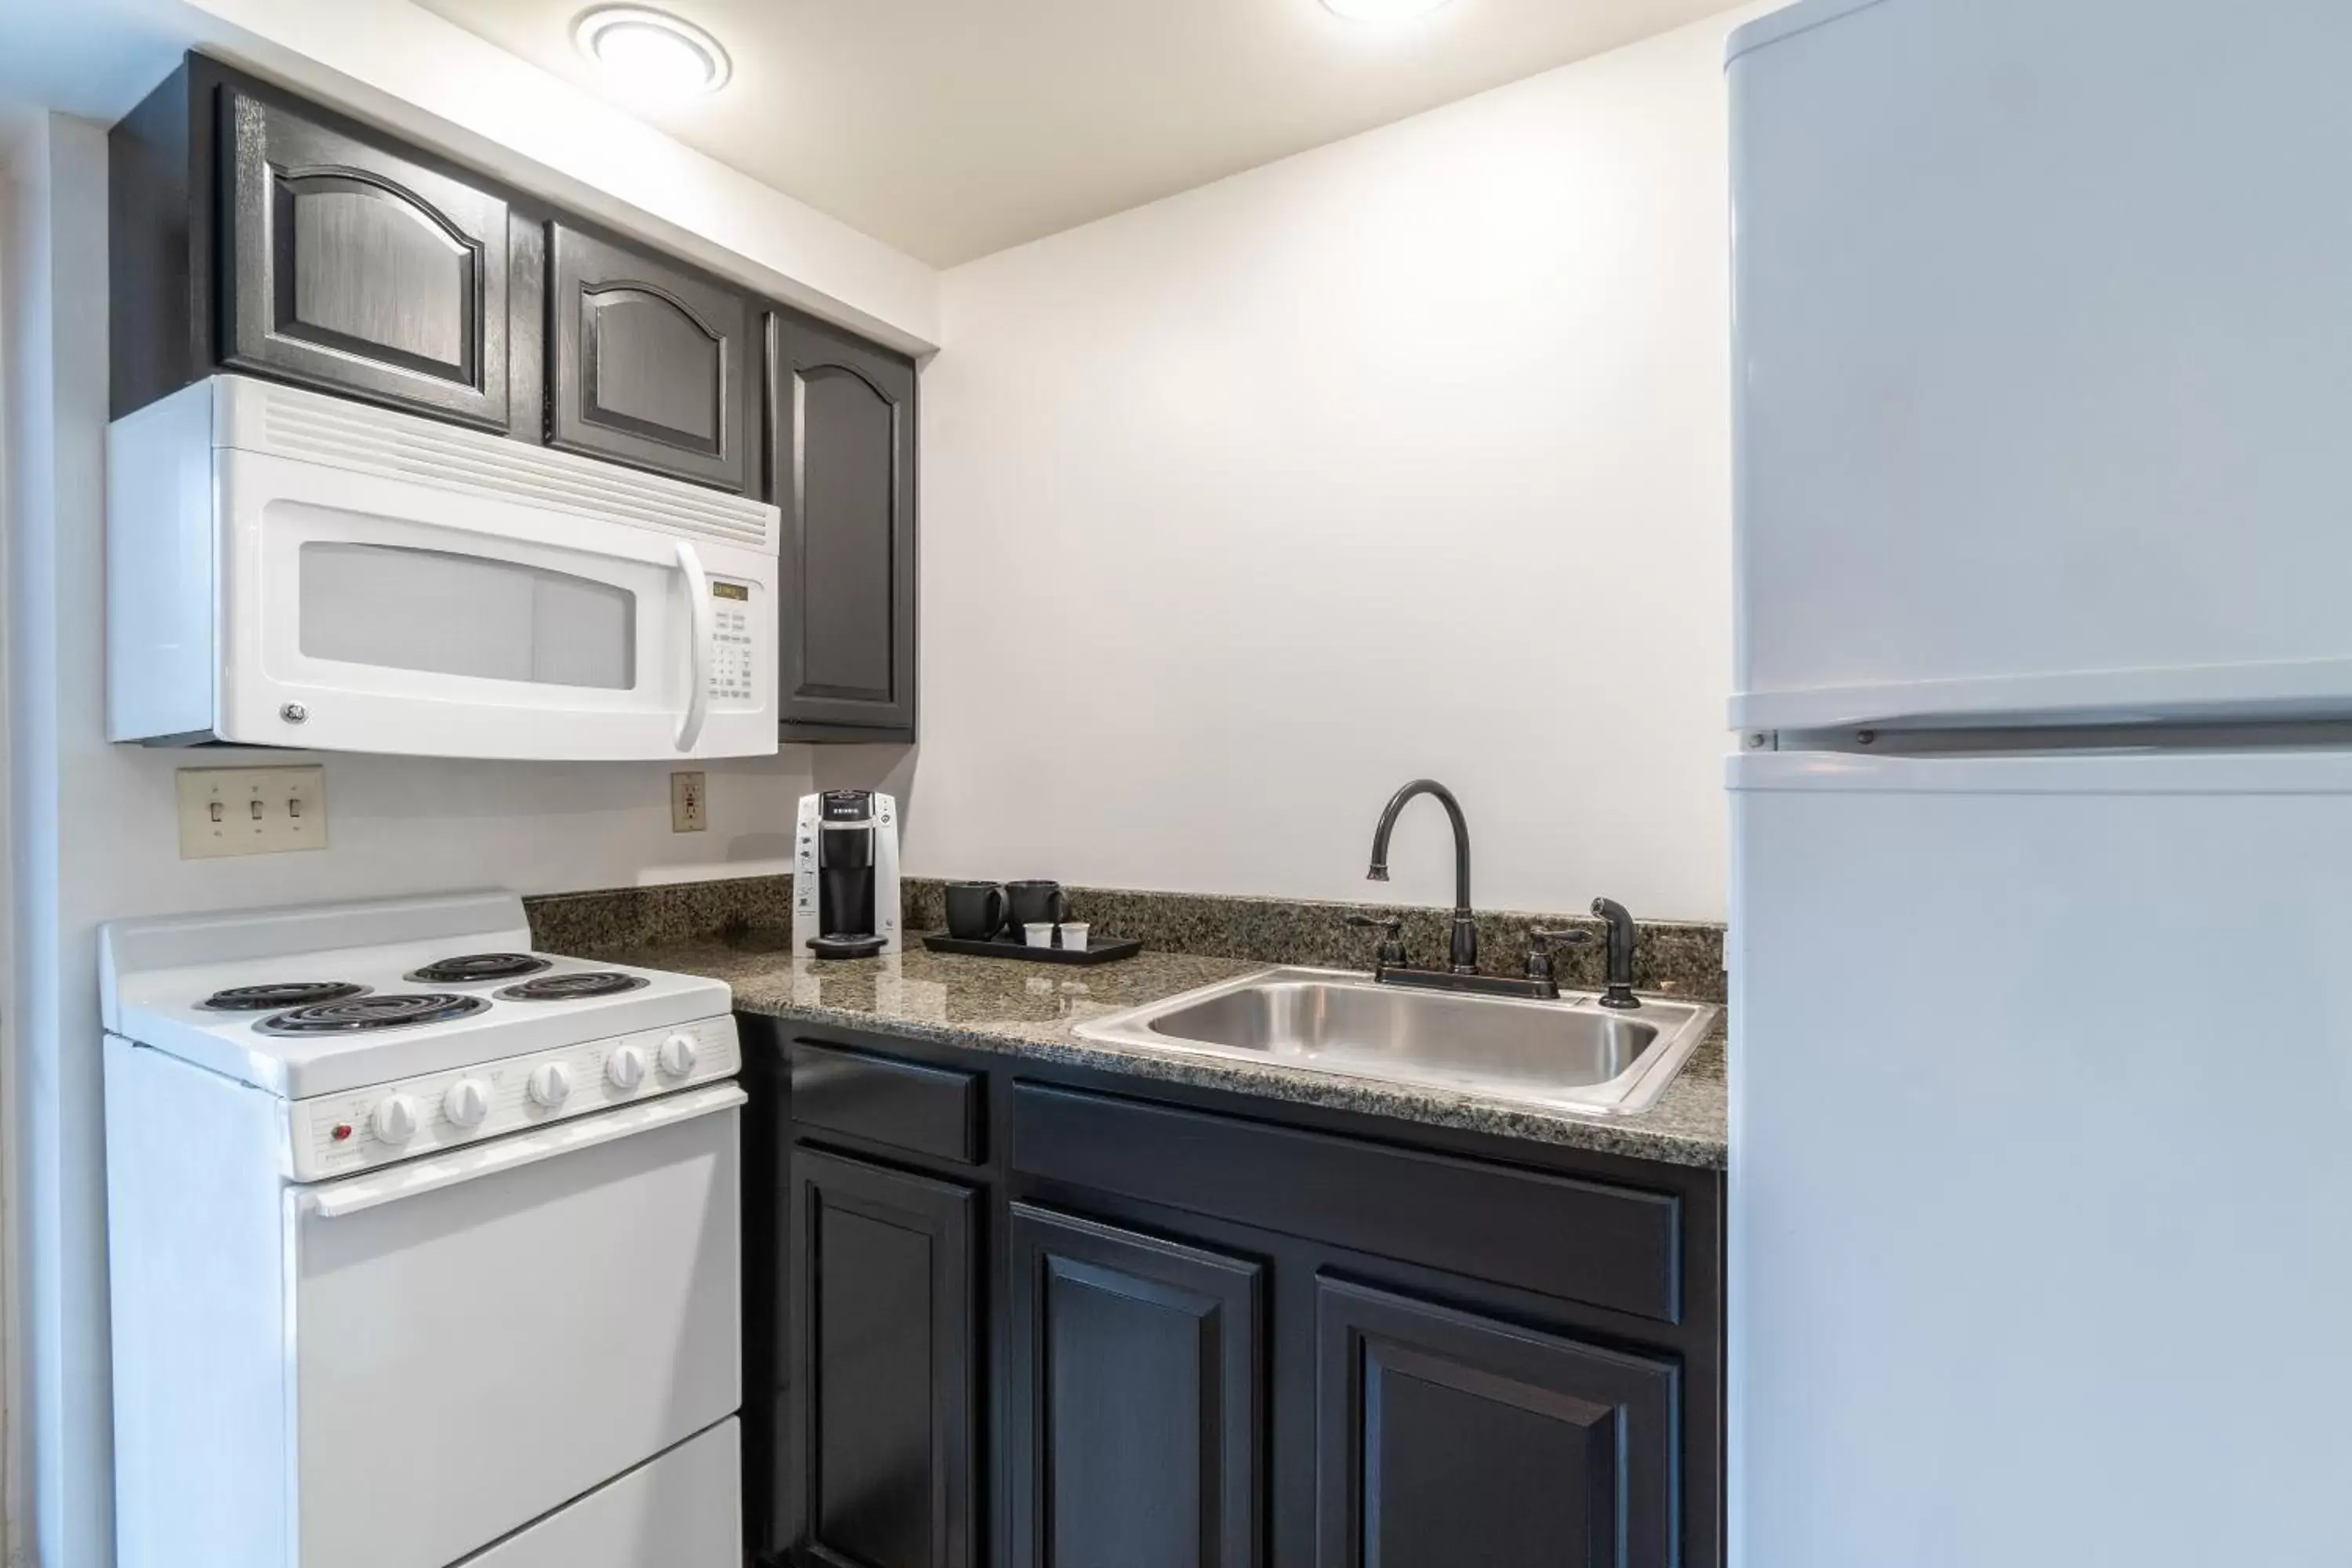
top-left (177, 766), bottom-right (328, 859)
top-left (671, 771), bottom-right (707, 833)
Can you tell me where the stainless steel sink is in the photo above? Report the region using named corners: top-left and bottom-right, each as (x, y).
top-left (1075, 967), bottom-right (1718, 1116)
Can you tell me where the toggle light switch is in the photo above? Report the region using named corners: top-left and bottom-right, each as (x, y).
top-left (177, 767), bottom-right (328, 858)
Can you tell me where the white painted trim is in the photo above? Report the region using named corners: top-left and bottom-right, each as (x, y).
top-left (5, 110), bottom-right (118, 1568)
top-left (0, 124), bottom-right (20, 1568)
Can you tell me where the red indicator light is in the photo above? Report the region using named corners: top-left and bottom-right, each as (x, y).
top-left (331, 1123), bottom-right (354, 1142)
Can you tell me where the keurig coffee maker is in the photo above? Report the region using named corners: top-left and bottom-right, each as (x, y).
top-left (793, 790), bottom-right (902, 959)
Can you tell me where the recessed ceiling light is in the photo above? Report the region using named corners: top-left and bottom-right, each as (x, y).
top-left (573, 6), bottom-right (731, 100)
top-left (1322, 0), bottom-right (1457, 21)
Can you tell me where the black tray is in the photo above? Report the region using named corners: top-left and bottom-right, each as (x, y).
top-left (920, 931), bottom-right (1142, 965)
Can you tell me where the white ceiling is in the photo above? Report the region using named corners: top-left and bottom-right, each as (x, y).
top-left (411, 0), bottom-right (1745, 267)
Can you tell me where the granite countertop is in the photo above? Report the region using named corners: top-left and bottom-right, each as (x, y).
top-left (593, 930), bottom-right (1728, 1171)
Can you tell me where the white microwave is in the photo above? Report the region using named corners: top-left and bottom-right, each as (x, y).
top-left (107, 375), bottom-right (780, 760)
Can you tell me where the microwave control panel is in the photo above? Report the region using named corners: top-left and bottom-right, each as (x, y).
top-left (708, 579), bottom-right (757, 703)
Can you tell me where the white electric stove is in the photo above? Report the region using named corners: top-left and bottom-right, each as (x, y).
top-left (101, 890), bottom-right (744, 1568)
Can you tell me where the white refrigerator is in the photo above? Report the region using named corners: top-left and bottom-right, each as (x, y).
top-left (1729, 2), bottom-right (2352, 1566)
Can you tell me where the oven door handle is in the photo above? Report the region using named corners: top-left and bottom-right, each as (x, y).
top-left (301, 1083), bottom-right (746, 1219)
top-left (674, 539), bottom-right (713, 753)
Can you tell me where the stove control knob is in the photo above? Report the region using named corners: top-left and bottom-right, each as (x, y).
top-left (606, 1045), bottom-right (648, 1091)
top-left (658, 1033), bottom-right (699, 1079)
top-left (527, 1062), bottom-right (573, 1109)
top-left (443, 1078), bottom-right (491, 1129)
top-left (372, 1094), bottom-right (420, 1145)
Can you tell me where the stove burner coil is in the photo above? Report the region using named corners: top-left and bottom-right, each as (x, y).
top-left (405, 953), bottom-right (552, 985)
top-left (495, 971), bottom-right (650, 1002)
top-left (255, 993), bottom-right (492, 1035)
top-left (200, 981), bottom-right (367, 1012)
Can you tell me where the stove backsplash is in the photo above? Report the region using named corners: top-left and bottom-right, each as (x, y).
top-left (524, 877), bottom-right (797, 956)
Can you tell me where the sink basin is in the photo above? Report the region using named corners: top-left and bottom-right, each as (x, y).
top-left (1075, 967), bottom-right (1718, 1116)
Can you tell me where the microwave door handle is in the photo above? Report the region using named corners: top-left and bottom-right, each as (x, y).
top-left (673, 539), bottom-right (713, 753)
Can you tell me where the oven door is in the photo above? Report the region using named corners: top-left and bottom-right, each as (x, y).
top-left (466, 1418), bottom-right (739, 1568)
top-left (216, 445), bottom-right (776, 760)
top-left (289, 1086), bottom-right (742, 1568)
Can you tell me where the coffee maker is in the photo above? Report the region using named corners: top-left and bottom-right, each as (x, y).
top-left (792, 791), bottom-right (902, 959)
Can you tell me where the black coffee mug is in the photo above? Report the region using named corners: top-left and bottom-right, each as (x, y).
top-left (944, 882), bottom-right (1008, 941)
top-left (1004, 880), bottom-right (1069, 938)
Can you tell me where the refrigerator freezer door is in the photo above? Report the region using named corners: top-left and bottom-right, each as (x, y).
top-left (1730, 749), bottom-right (2352, 1566)
top-left (1730, 0), bottom-right (2352, 729)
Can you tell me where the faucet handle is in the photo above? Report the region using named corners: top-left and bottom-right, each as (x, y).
top-left (1342, 913), bottom-right (1408, 973)
top-left (1523, 927), bottom-right (1592, 985)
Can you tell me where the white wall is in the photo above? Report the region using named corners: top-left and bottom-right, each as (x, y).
top-left (913, 12), bottom-right (1743, 924)
top-left (2, 111), bottom-right (899, 1568)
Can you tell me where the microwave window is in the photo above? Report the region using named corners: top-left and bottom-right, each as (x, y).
top-left (298, 543), bottom-right (637, 690)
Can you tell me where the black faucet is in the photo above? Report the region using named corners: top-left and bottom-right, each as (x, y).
top-left (1592, 897), bottom-right (1641, 1009)
top-left (1359, 781), bottom-right (1554, 1000)
top-left (1367, 779), bottom-right (1478, 973)
top-left (1352, 779), bottom-right (1642, 1007)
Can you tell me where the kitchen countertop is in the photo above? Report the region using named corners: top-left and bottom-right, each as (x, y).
top-left (592, 931), bottom-right (1728, 1171)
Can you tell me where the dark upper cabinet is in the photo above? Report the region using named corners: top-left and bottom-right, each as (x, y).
top-left (766, 309), bottom-right (918, 740)
top-left (1006, 1205), bottom-right (1263, 1568)
top-left (789, 1147), bottom-right (976, 1568)
top-left (548, 222), bottom-right (751, 492)
top-left (113, 59), bottom-right (537, 434)
top-left (1315, 1278), bottom-right (1680, 1568)
top-left (218, 89), bottom-right (510, 429)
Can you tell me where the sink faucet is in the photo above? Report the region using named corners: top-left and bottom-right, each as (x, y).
top-left (1367, 779), bottom-right (1478, 974)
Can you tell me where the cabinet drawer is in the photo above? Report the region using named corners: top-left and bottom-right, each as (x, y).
top-left (789, 1040), bottom-right (983, 1166)
top-left (1011, 1085), bottom-right (1682, 1323)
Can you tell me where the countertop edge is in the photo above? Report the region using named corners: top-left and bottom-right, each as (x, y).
top-left (733, 993), bottom-right (1730, 1172)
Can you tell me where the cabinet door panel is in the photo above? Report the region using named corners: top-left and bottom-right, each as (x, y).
top-left (790, 1148), bottom-right (975, 1568)
top-left (550, 223), bottom-right (750, 492)
top-left (768, 310), bottom-right (917, 738)
top-left (221, 89), bottom-right (509, 427)
top-left (1316, 1278), bottom-right (1678, 1568)
top-left (1007, 1206), bottom-right (1262, 1568)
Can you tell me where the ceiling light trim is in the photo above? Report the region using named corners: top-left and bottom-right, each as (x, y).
top-left (1320, 0), bottom-right (1459, 21)
top-left (572, 5), bottom-right (733, 96)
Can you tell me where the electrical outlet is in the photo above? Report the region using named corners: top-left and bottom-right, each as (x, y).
top-left (177, 766), bottom-right (328, 859)
top-left (671, 771), bottom-right (707, 833)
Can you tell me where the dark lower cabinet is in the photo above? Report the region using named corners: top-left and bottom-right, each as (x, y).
top-left (1005, 1206), bottom-right (1264, 1568)
top-left (789, 1148), bottom-right (977, 1568)
top-left (1314, 1278), bottom-right (1680, 1568)
top-left (766, 309), bottom-right (918, 740)
top-left (549, 222), bottom-right (752, 492)
top-left (218, 86), bottom-right (511, 428)
top-left (744, 1022), bottom-right (1723, 1568)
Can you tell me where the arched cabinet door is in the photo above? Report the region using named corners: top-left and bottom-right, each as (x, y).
top-left (548, 223), bottom-right (751, 493)
top-left (220, 89), bottom-right (510, 429)
top-left (765, 308), bottom-right (919, 740)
